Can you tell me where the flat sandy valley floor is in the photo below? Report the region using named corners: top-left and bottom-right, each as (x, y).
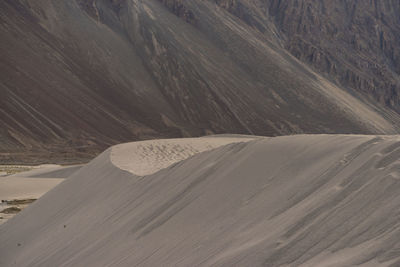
top-left (0, 165), bottom-right (82, 225)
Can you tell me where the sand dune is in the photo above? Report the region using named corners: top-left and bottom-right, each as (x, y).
top-left (1, 135), bottom-right (400, 266)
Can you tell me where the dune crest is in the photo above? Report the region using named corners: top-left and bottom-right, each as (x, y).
top-left (111, 136), bottom-right (258, 176)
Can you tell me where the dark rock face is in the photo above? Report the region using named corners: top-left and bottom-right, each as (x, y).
top-left (273, 0), bottom-right (400, 110)
top-left (1, 0), bottom-right (400, 163)
top-left (217, 0), bottom-right (400, 111)
top-left (158, 0), bottom-right (197, 25)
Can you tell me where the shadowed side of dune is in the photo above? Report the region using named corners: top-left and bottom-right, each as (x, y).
top-left (29, 165), bottom-right (83, 179)
top-left (1, 135), bottom-right (400, 266)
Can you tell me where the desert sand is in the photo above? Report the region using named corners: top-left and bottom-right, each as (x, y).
top-left (1, 135), bottom-right (400, 266)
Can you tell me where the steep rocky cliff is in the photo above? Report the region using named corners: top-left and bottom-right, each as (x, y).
top-left (215, 0), bottom-right (400, 111)
top-left (1, 0), bottom-right (400, 163)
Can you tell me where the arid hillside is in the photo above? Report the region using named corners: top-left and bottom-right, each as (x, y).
top-left (1, 0), bottom-right (400, 163)
top-left (220, 0), bottom-right (400, 108)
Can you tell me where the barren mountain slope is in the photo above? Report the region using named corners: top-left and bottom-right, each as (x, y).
top-left (1, 135), bottom-right (400, 266)
top-left (215, 0), bottom-right (400, 111)
top-left (1, 0), bottom-right (400, 163)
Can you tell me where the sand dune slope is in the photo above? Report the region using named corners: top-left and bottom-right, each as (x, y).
top-left (1, 135), bottom-right (400, 266)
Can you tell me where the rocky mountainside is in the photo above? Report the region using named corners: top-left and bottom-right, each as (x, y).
top-left (216, 0), bottom-right (400, 110)
top-left (1, 0), bottom-right (400, 163)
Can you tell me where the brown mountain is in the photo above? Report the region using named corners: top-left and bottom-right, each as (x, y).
top-left (1, 0), bottom-right (400, 163)
top-left (216, 0), bottom-right (400, 110)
